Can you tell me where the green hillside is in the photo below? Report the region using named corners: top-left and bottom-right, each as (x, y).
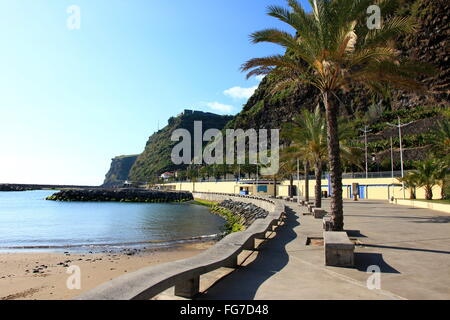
top-left (127, 110), bottom-right (234, 182)
top-left (103, 0), bottom-right (448, 183)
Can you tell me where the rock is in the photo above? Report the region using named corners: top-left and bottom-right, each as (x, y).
top-left (46, 189), bottom-right (193, 203)
top-left (215, 200), bottom-right (269, 227)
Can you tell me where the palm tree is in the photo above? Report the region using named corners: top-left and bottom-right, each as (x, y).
top-left (284, 106), bottom-right (327, 208)
top-left (280, 130), bottom-right (311, 202)
top-left (242, 0), bottom-right (431, 230)
top-left (434, 160), bottom-right (449, 200)
top-left (283, 106), bottom-right (363, 208)
top-left (407, 159), bottom-right (443, 200)
top-left (398, 172), bottom-right (419, 199)
top-left (433, 118), bottom-right (450, 162)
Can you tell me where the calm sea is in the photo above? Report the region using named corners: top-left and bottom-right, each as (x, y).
top-left (0, 190), bottom-right (224, 252)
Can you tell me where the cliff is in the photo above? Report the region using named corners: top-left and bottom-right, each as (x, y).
top-left (103, 155), bottom-right (139, 187)
top-left (127, 110), bottom-right (233, 182)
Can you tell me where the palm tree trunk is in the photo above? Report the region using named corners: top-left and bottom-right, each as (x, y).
top-left (314, 160), bottom-right (322, 208)
top-left (323, 92), bottom-right (344, 231)
top-left (425, 185), bottom-right (433, 200)
top-left (289, 175), bottom-right (294, 198)
top-left (273, 177), bottom-right (277, 197)
top-left (304, 161), bottom-right (310, 202)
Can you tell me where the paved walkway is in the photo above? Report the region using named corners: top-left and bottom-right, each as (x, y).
top-left (198, 199), bottom-right (450, 300)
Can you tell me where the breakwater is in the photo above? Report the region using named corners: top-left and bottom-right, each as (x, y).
top-left (213, 199), bottom-right (269, 228)
top-left (0, 184), bottom-right (35, 191)
top-left (0, 183), bottom-right (97, 191)
top-left (46, 189), bottom-right (193, 203)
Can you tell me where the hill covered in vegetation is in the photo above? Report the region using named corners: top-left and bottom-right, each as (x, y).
top-left (227, 0), bottom-right (448, 172)
top-left (103, 110), bottom-right (233, 184)
top-left (103, 0), bottom-right (448, 184)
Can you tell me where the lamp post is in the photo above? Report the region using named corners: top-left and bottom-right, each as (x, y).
top-left (387, 117), bottom-right (413, 199)
top-left (360, 125), bottom-right (372, 179)
top-left (256, 165), bottom-right (259, 195)
top-left (390, 137), bottom-right (394, 179)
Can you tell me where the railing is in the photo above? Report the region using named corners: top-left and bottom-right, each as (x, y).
top-left (165, 170), bottom-right (409, 184)
top-left (341, 171), bottom-right (405, 179)
top-left (75, 192), bottom-right (286, 300)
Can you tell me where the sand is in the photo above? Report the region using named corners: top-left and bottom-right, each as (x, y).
top-left (0, 242), bottom-right (214, 300)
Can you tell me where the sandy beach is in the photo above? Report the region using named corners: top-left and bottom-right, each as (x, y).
top-left (0, 241), bottom-right (214, 300)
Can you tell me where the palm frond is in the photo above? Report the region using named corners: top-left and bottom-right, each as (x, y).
top-left (363, 16), bottom-right (416, 48)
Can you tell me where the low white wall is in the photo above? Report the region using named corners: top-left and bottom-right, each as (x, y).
top-left (391, 199), bottom-right (450, 213)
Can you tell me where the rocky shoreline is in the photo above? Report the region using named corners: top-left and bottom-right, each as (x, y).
top-left (0, 184), bottom-right (35, 192)
top-left (213, 200), bottom-right (269, 228)
top-left (46, 189), bottom-right (193, 203)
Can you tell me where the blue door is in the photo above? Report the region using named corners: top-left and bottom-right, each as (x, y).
top-left (359, 186), bottom-right (366, 199)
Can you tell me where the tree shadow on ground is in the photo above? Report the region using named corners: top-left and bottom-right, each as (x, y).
top-left (354, 252), bottom-right (400, 274)
top-left (411, 216), bottom-right (450, 223)
top-left (197, 206), bottom-right (300, 300)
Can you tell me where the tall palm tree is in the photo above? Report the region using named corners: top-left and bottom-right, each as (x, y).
top-left (283, 106), bottom-right (363, 208)
top-left (284, 106), bottom-right (327, 208)
top-left (280, 130), bottom-right (311, 202)
top-left (280, 147), bottom-right (304, 198)
top-left (242, 0), bottom-right (431, 230)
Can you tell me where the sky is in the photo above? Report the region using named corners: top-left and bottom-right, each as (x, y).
top-left (0, 0), bottom-right (311, 186)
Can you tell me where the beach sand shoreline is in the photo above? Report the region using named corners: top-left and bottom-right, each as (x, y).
top-left (0, 241), bottom-right (215, 300)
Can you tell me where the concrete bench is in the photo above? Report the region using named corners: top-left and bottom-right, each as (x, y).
top-left (323, 216), bottom-right (332, 231)
top-left (307, 204), bottom-right (315, 213)
top-left (323, 231), bottom-right (354, 267)
top-left (75, 197), bottom-right (285, 300)
top-left (312, 208), bottom-right (327, 219)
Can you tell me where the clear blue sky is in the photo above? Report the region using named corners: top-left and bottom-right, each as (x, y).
top-left (0, 0), bottom-right (310, 186)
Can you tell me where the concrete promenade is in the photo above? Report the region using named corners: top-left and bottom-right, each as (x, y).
top-left (197, 199), bottom-right (450, 300)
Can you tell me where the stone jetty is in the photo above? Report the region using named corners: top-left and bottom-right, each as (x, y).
top-left (0, 184), bottom-right (35, 191)
top-left (46, 189), bottom-right (193, 203)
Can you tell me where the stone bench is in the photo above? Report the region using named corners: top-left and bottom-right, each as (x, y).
top-left (323, 216), bottom-right (332, 231)
top-left (75, 196), bottom-right (285, 300)
top-left (323, 231), bottom-right (354, 267)
top-left (307, 204), bottom-right (315, 213)
top-left (312, 208), bottom-right (327, 219)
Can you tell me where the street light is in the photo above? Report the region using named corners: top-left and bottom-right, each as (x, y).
top-left (387, 117), bottom-right (413, 199)
top-left (360, 125), bottom-right (372, 179)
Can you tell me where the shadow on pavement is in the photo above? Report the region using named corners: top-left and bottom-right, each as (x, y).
top-left (197, 206), bottom-right (300, 300)
top-left (345, 230), bottom-right (367, 238)
top-left (354, 252), bottom-right (400, 274)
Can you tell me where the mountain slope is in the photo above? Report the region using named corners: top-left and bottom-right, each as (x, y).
top-left (128, 110), bottom-right (233, 182)
top-left (103, 155), bottom-right (139, 187)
